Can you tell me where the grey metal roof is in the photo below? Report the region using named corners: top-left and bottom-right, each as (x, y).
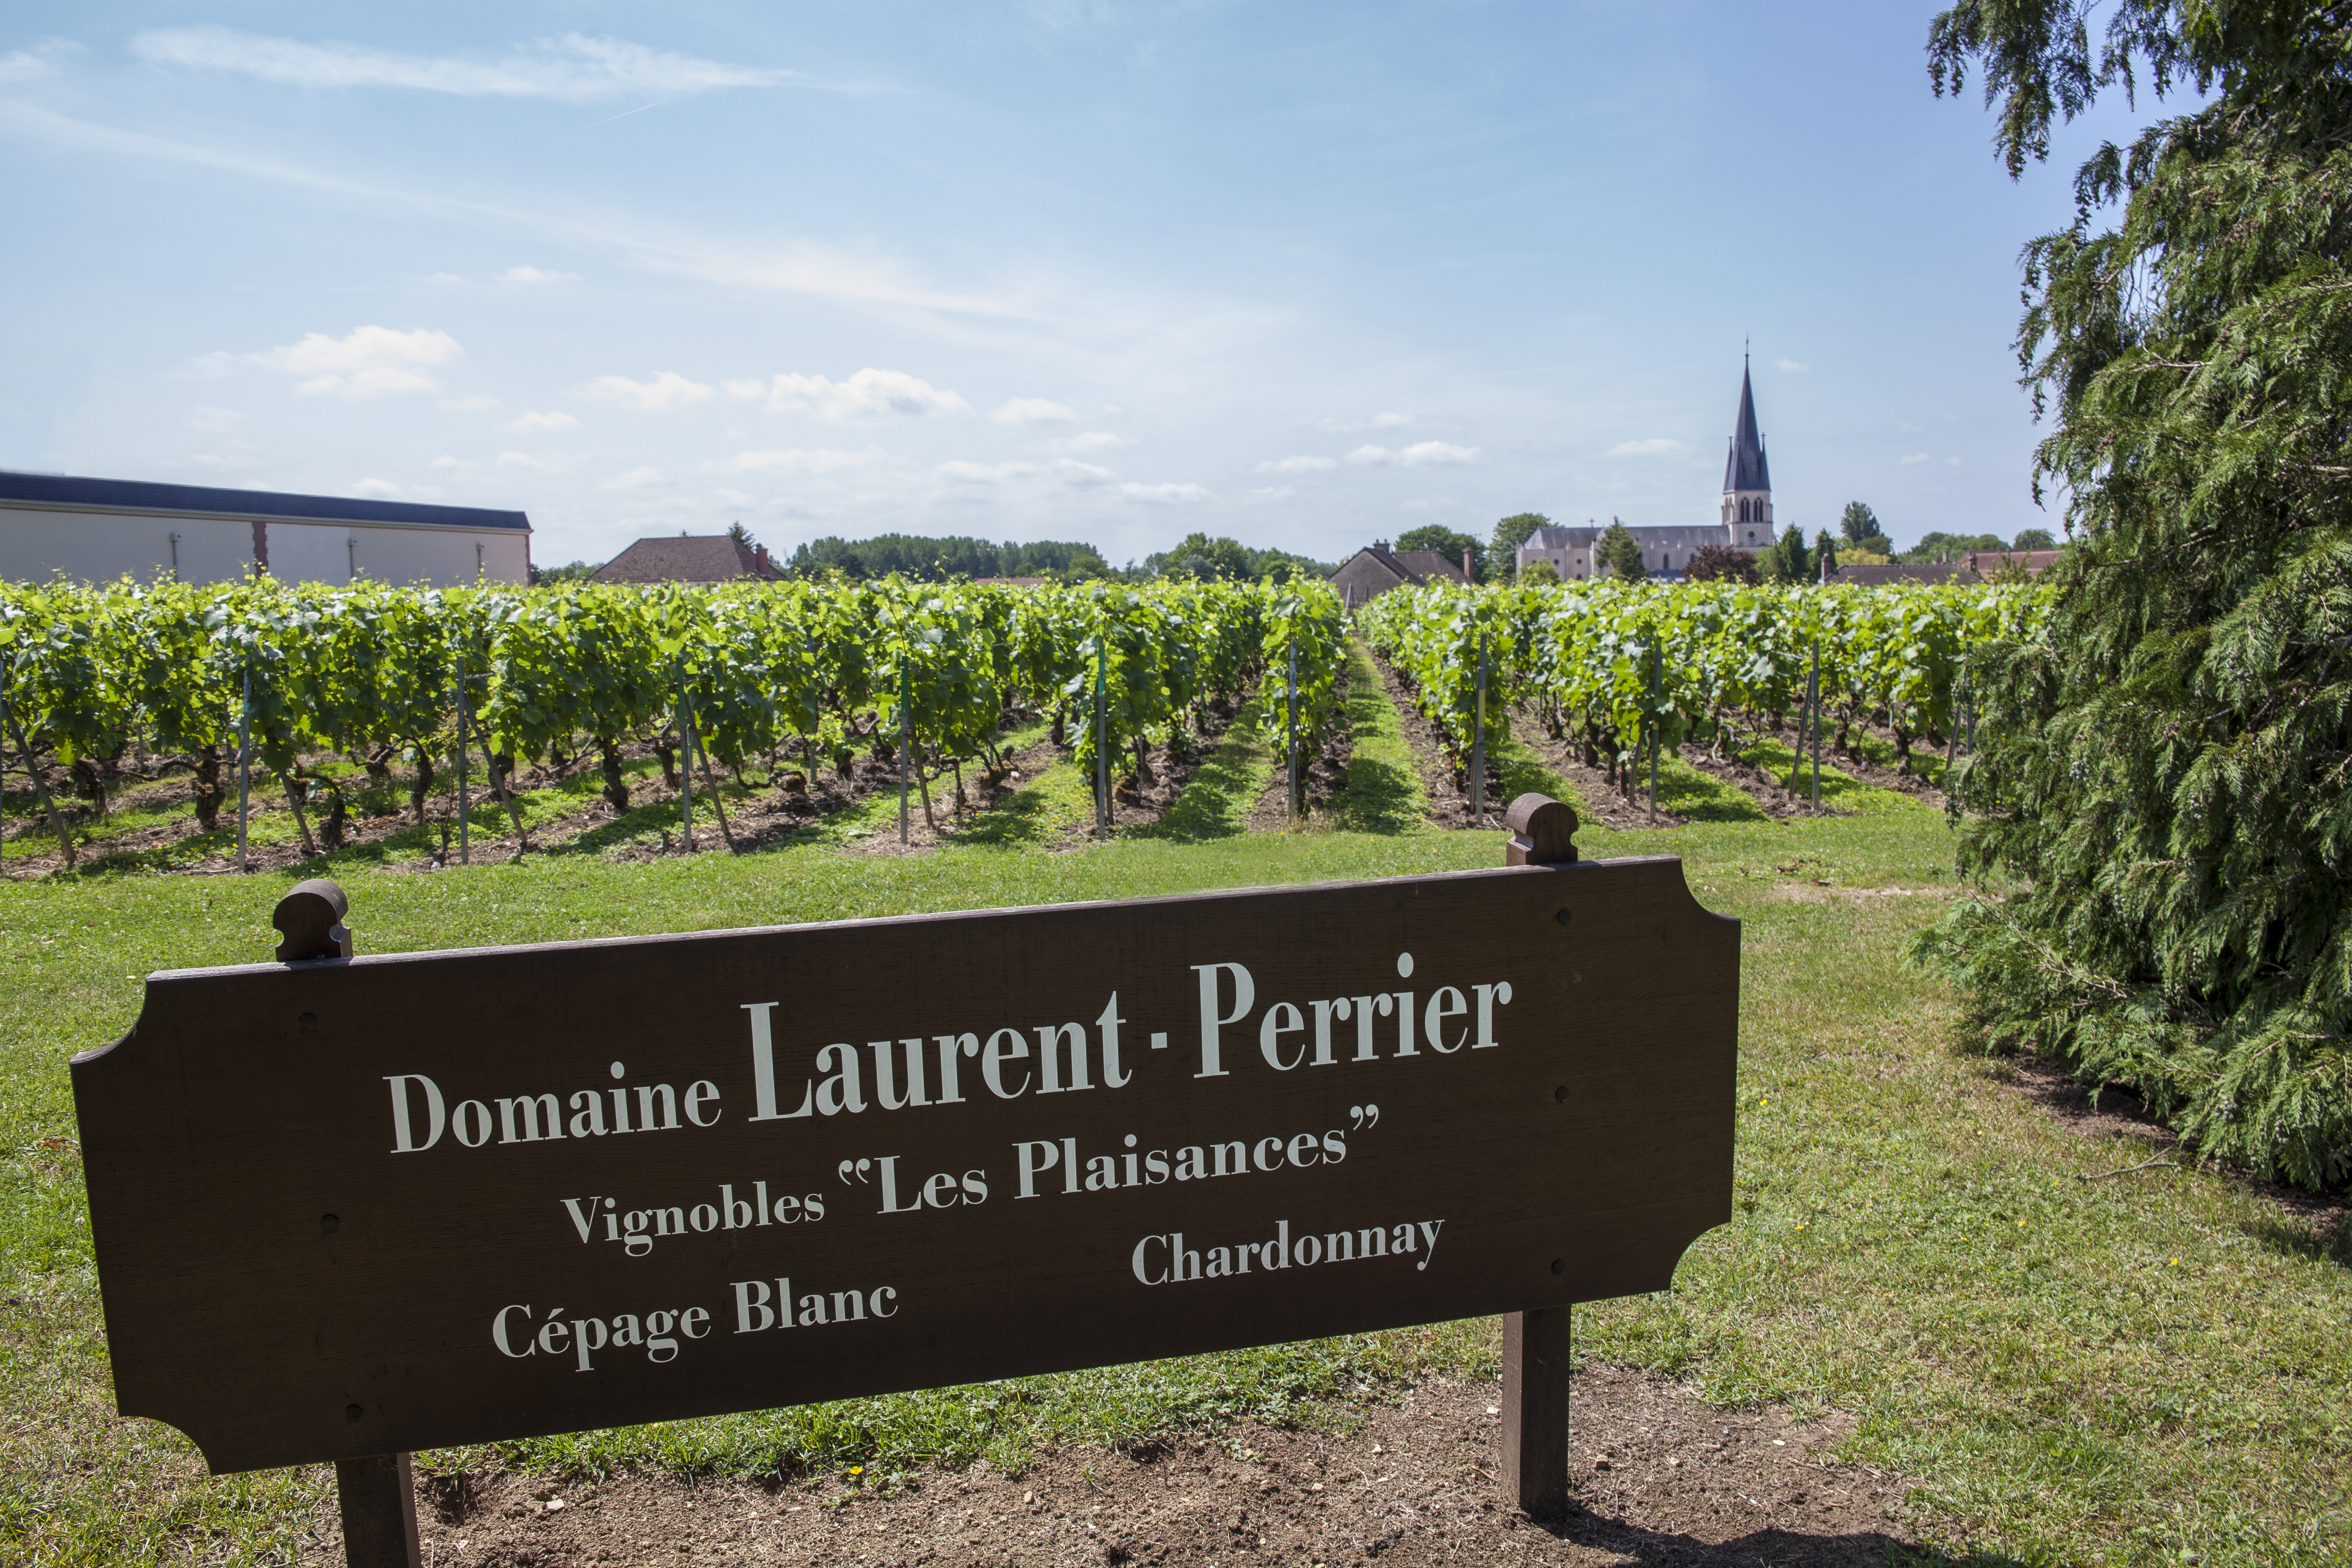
top-left (1722, 361), bottom-right (1771, 495)
top-left (0, 470), bottom-right (531, 531)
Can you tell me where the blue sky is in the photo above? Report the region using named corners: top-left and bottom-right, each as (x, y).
top-left (0, 3), bottom-right (2176, 568)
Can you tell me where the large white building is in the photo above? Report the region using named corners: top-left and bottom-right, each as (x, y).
top-left (0, 472), bottom-right (532, 587)
top-left (1517, 359), bottom-right (1779, 580)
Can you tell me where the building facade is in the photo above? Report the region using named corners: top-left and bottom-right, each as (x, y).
top-left (0, 472), bottom-right (531, 587)
top-left (1514, 358), bottom-right (1781, 579)
top-left (1330, 541), bottom-right (1471, 606)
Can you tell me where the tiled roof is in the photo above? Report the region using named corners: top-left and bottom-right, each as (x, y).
top-left (590, 536), bottom-right (780, 584)
top-left (0, 470), bottom-right (530, 531)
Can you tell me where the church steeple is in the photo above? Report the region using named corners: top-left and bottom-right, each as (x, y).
top-left (1719, 354), bottom-right (1774, 544)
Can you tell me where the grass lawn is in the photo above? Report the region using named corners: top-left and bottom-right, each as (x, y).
top-left (3, 748), bottom-right (2348, 1563)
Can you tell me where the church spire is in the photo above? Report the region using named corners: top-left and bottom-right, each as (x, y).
top-left (1723, 355), bottom-right (1771, 493)
top-left (1718, 354), bottom-right (1774, 539)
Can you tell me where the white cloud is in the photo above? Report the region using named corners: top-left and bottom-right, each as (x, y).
top-left (1946, 457), bottom-right (1963, 467)
top-left (991, 396), bottom-right (1076, 425)
top-left (1773, 358), bottom-right (1809, 373)
top-left (129, 27), bottom-right (815, 104)
top-left (1258, 454), bottom-right (1336, 474)
top-left (426, 271), bottom-right (465, 285)
top-left (184, 405), bottom-right (242, 433)
top-left (442, 393), bottom-right (500, 411)
top-left (1345, 441), bottom-right (1479, 467)
top-left (1900, 453), bottom-right (1929, 465)
top-left (351, 478), bottom-right (401, 499)
top-left (939, 459), bottom-right (1039, 483)
top-left (1318, 412), bottom-right (1414, 433)
top-left (727, 447), bottom-right (882, 474)
top-left (1052, 459), bottom-right (1115, 485)
top-left (1898, 422), bottom-right (1922, 433)
top-left (603, 467), bottom-right (663, 489)
top-left (249, 324), bottom-right (462, 397)
top-left (430, 455), bottom-right (467, 470)
top-left (500, 264), bottom-right (578, 284)
top-left (498, 451), bottom-right (564, 471)
top-left (1243, 486), bottom-right (1295, 501)
top-left (584, 371), bottom-right (713, 411)
top-left (1608, 438), bottom-right (1683, 457)
top-left (1057, 431), bottom-right (1126, 454)
top-left (0, 48), bottom-right (64, 84)
top-left (1120, 481), bottom-right (1207, 503)
top-left (508, 410), bottom-right (578, 431)
top-left (741, 368), bottom-right (969, 420)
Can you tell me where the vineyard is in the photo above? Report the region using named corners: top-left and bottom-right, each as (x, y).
top-left (0, 573), bottom-right (2047, 869)
top-left (1359, 577), bottom-right (2053, 810)
top-left (0, 576), bottom-right (1346, 868)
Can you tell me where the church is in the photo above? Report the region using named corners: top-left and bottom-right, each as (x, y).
top-left (1514, 358), bottom-right (1777, 580)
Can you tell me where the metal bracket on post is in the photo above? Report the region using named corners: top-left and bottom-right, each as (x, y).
top-left (335, 1452), bottom-right (421, 1568)
top-left (1499, 791), bottom-right (1578, 1518)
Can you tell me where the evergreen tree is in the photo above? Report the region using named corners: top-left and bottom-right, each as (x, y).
top-left (1916, 0), bottom-right (2352, 1186)
top-left (1599, 518), bottom-right (1645, 579)
top-left (1839, 501), bottom-right (1881, 543)
top-left (1765, 524), bottom-right (1810, 583)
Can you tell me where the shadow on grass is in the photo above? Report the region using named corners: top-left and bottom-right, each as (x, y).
top-left (2244, 1212), bottom-right (2352, 1271)
top-left (1739, 737), bottom-right (1918, 815)
top-left (1542, 1513), bottom-right (2018, 1568)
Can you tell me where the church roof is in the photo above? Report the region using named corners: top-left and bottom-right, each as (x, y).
top-left (1723, 360), bottom-right (1771, 494)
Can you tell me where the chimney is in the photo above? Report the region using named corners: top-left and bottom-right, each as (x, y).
top-left (754, 544), bottom-right (770, 575)
top-left (1463, 547), bottom-right (1473, 583)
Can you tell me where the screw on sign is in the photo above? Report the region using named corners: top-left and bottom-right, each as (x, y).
top-left (70, 793), bottom-right (1735, 1565)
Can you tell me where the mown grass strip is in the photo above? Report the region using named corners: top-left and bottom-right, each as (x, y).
top-left (1329, 640), bottom-right (1427, 834)
top-left (1142, 693), bottom-right (1277, 842)
top-left (1738, 735), bottom-right (1921, 815)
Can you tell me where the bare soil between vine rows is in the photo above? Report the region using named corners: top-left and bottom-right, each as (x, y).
top-left (1361, 649), bottom-right (1514, 831)
top-left (355, 1371), bottom-right (1937, 1568)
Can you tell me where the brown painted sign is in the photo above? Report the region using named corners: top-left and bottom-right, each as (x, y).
top-left (73, 853), bottom-right (1737, 1474)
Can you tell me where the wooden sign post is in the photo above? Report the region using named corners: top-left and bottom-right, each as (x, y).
top-left (74, 795), bottom-right (1734, 1563)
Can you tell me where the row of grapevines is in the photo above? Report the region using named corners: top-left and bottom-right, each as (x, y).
top-left (0, 574), bottom-right (1350, 851)
top-left (1359, 578), bottom-right (2054, 780)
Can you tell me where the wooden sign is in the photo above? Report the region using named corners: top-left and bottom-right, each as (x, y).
top-left (73, 800), bottom-right (1736, 1485)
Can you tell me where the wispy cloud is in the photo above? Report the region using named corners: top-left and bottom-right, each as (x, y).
top-left (727, 447), bottom-right (883, 474)
top-left (500, 264), bottom-right (578, 284)
top-left (508, 410), bottom-right (578, 431)
top-left (585, 371), bottom-right (713, 411)
top-left (1120, 481), bottom-right (1207, 503)
top-left (991, 396), bottom-right (1076, 425)
top-left (351, 478), bottom-right (402, 499)
top-left (733, 369), bottom-right (969, 420)
top-left (1243, 486), bottom-right (1295, 501)
top-left (0, 44), bottom-right (73, 84)
top-left (498, 451), bottom-right (565, 471)
top-left (1773, 358), bottom-right (1809, 373)
top-left (1345, 441), bottom-right (1478, 467)
top-left (1899, 452), bottom-right (1929, 465)
top-left (1057, 431), bottom-right (1126, 454)
top-left (1317, 411), bottom-right (1413, 433)
top-left (1257, 454), bottom-right (1336, 474)
top-left (129, 27), bottom-right (820, 104)
top-left (248, 325), bottom-right (462, 397)
top-left (603, 467), bottom-right (663, 489)
top-left (1608, 437), bottom-right (1682, 456)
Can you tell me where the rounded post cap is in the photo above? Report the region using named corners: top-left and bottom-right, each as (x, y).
top-left (1504, 794), bottom-right (1579, 865)
top-left (273, 879), bottom-right (352, 963)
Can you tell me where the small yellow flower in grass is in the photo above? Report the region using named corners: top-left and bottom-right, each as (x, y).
top-left (2169, 1258), bottom-right (2181, 1267)
top-left (849, 1465), bottom-right (864, 1476)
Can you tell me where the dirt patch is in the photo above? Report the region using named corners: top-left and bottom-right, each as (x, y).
top-left (1360, 650), bottom-right (1514, 830)
top-left (1771, 719), bottom-right (1947, 810)
top-left (1764, 883), bottom-right (1954, 904)
top-left (1504, 731), bottom-right (1686, 834)
top-left (346, 1371), bottom-right (1941, 1568)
